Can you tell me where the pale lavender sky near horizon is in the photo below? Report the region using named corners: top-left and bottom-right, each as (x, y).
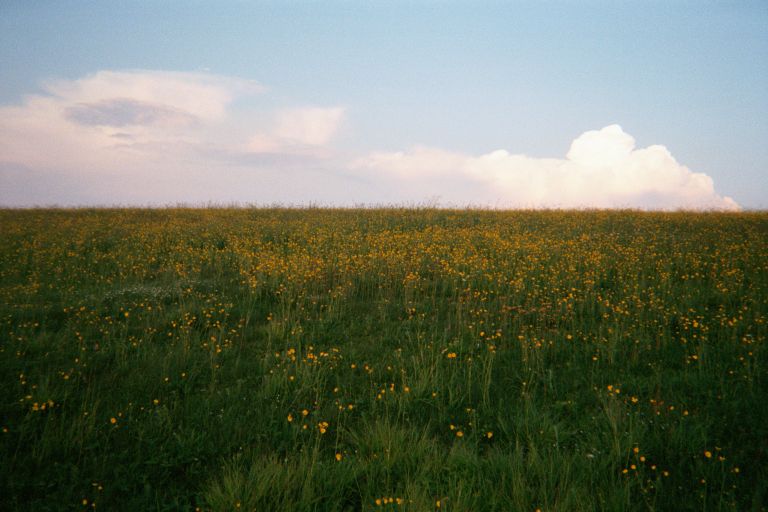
top-left (1, 1), bottom-right (766, 208)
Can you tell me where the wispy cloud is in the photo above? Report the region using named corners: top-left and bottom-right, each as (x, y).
top-left (64, 98), bottom-right (197, 128)
top-left (0, 70), bottom-right (738, 209)
top-left (247, 107), bottom-right (346, 156)
top-left (0, 70), bottom-right (264, 173)
top-left (0, 70), bottom-right (346, 205)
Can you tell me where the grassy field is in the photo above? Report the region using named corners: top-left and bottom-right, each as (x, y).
top-left (0, 208), bottom-right (766, 511)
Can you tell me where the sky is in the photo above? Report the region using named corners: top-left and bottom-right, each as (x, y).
top-left (1, 1), bottom-right (766, 209)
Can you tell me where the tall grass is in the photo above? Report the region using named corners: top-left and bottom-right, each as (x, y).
top-left (0, 208), bottom-right (765, 511)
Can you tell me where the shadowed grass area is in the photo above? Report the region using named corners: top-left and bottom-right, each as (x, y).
top-left (0, 208), bottom-right (766, 511)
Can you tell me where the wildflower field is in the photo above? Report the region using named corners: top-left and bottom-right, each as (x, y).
top-left (0, 208), bottom-right (766, 511)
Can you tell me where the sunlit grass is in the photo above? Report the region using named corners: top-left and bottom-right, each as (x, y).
top-left (0, 208), bottom-right (765, 511)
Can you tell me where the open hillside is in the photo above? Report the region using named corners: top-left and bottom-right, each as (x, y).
top-left (1, 208), bottom-right (766, 511)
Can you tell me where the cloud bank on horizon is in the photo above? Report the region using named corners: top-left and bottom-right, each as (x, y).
top-left (0, 70), bottom-right (739, 210)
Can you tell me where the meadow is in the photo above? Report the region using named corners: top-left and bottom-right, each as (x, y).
top-left (0, 208), bottom-right (766, 511)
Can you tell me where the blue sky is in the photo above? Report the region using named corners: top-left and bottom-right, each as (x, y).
top-left (1, 1), bottom-right (766, 208)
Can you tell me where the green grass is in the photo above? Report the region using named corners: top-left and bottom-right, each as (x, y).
top-left (0, 208), bottom-right (766, 511)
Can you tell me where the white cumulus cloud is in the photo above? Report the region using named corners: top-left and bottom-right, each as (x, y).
top-left (353, 125), bottom-right (739, 210)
